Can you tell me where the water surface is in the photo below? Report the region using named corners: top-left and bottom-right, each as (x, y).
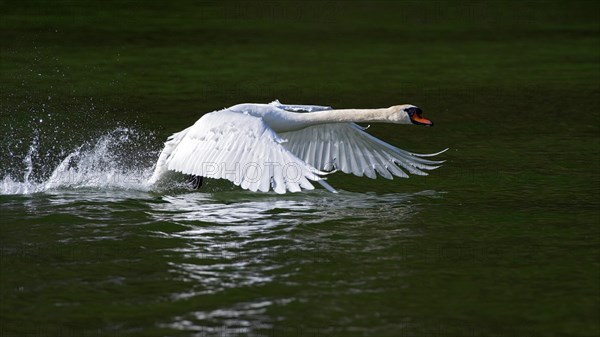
top-left (1, 1), bottom-right (598, 336)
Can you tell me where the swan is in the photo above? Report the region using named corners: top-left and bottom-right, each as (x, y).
top-left (148, 100), bottom-right (446, 193)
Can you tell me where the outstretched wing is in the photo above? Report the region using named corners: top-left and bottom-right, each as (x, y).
top-left (280, 123), bottom-right (446, 179)
top-left (164, 110), bottom-right (329, 193)
top-left (147, 126), bottom-right (192, 186)
top-left (269, 99), bottom-right (333, 112)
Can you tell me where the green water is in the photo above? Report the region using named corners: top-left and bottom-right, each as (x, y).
top-left (1, 1), bottom-right (599, 336)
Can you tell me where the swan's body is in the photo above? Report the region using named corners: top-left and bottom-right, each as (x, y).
top-left (148, 100), bottom-right (446, 193)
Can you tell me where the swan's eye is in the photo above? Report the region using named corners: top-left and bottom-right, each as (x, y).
top-left (405, 107), bottom-right (422, 117)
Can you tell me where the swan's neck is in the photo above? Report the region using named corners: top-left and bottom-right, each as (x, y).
top-left (282, 108), bottom-right (408, 132)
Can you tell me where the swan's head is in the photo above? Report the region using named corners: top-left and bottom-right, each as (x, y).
top-left (389, 105), bottom-right (433, 126)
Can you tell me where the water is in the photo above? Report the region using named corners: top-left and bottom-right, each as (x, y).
top-left (1, 1), bottom-right (599, 336)
top-left (0, 129), bottom-right (443, 336)
top-left (1, 110), bottom-right (597, 337)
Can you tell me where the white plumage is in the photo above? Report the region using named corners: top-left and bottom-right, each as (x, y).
top-left (148, 100), bottom-right (446, 193)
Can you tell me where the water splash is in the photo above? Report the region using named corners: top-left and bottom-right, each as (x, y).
top-left (0, 127), bottom-right (159, 195)
top-left (1, 140), bottom-right (39, 195)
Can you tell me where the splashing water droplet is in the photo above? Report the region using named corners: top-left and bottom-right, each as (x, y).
top-left (1, 127), bottom-right (160, 195)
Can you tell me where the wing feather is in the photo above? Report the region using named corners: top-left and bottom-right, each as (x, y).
top-left (164, 110), bottom-right (326, 193)
top-left (280, 123), bottom-right (445, 180)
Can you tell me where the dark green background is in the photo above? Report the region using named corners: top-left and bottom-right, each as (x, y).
top-left (1, 1), bottom-right (599, 336)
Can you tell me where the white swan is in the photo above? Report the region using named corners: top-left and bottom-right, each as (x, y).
top-left (148, 100), bottom-right (446, 193)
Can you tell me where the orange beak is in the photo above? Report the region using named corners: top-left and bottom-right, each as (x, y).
top-left (410, 110), bottom-right (434, 126)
